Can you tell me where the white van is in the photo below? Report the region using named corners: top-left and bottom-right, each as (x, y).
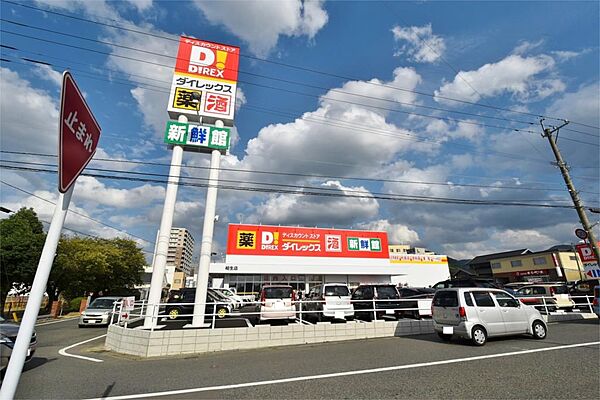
top-left (305, 283), bottom-right (354, 321)
top-left (432, 288), bottom-right (547, 346)
top-left (259, 285), bottom-right (296, 322)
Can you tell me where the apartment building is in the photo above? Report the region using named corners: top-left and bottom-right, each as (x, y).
top-left (167, 227), bottom-right (195, 276)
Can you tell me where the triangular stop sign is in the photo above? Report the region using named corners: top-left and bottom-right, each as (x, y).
top-left (58, 71), bottom-right (101, 193)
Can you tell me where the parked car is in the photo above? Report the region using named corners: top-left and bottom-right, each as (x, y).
top-left (593, 286), bottom-right (600, 317)
top-left (569, 279), bottom-right (600, 310)
top-left (351, 284), bottom-right (402, 320)
top-left (397, 287), bottom-right (435, 319)
top-left (211, 287), bottom-right (245, 308)
top-left (432, 278), bottom-right (501, 290)
top-left (79, 296), bottom-right (122, 327)
top-left (515, 284), bottom-right (575, 312)
top-left (208, 288), bottom-right (238, 310)
top-left (259, 285), bottom-right (296, 322)
top-left (304, 283), bottom-right (354, 321)
top-left (1, 316), bottom-right (37, 370)
top-left (432, 288), bottom-right (547, 346)
top-left (165, 288), bottom-right (231, 320)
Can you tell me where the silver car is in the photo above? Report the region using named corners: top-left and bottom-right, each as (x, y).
top-left (432, 288), bottom-right (547, 346)
top-left (79, 296), bottom-right (122, 327)
top-left (1, 316), bottom-right (37, 370)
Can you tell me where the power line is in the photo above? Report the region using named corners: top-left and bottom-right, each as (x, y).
top-left (2, 31), bottom-right (598, 148)
top-left (3, 149), bottom-right (597, 194)
top-left (0, 179), bottom-right (154, 244)
top-left (2, 19), bottom-right (598, 141)
top-left (1, 162), bottom-right (590, 210)
top-left (3, 0), bottom-right (597, 131)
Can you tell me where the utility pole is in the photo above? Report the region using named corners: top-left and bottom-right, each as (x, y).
top-left (541, 119), bottom-right (600, 264)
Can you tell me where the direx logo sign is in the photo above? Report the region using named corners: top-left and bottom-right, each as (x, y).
top-left (175, 36), bottom-right (239, 82)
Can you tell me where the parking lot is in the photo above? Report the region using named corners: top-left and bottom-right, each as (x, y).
top-left (11, 317), bottom-right (600, 399)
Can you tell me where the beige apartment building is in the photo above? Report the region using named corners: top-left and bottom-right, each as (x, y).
top-left (167, 227), bottom-right (195, 277)
top-left (489, 245), bottom-right (585, 283)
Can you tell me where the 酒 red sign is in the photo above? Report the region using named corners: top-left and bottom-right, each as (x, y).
top-left (59, 72), bottom-right (101, 193)
top-left (175, 36), bottom-right (240, 82)
top-left (226, 224), bottom-right (390, 259)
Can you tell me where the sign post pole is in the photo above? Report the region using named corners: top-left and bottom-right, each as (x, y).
top-left (143, 117), bottom-right (186, 329)
top-left (189, 122), bottom-right (223, 328)
top-left (0, 186), bottom-right (74, 400)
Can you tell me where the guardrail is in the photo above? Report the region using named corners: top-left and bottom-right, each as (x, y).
top-left (108, 294), bottom-right (595, 331)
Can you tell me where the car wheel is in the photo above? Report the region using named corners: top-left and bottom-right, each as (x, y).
top-left (78, 324), bottom-right (85, 328)
top-left (412, 310), bottom-right (420, 320)
top-left (216, 307), bottom-right (228, 319)
top-left (532, 320), bottom-right (547, 340)
top-left (167, 307), bottom-right (181, 320)
top-left (471, 326), bottom-right (487, 346)
top-left (437, 332), bottom-right (452, 342)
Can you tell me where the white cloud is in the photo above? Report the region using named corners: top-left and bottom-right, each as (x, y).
top-left (192, 0), bottom-right (328, 56)
top-left (551, 49), bottom-right (591, 62)
top-left (512, 39), bottom-right (544, 55)
top-left (32, 65), bottom-right (63, 88)
top-left (392, 24), bottom-right (446, 63)
top-left (125, 0), bottom-right (153, 12)
top-left (0, 67), bottom-right (59, 154)
top-left (249, 181), bottom-right (379, 227)
top-left (356, 219), bottom-right (420, 244)
top-left (435, 54), bottom-right (564, 104)
top-left (74, 176), bottom-right (165, 208)
top-left (34, 0), bottom-right (121, 20)
top-left (546, 82), bottom-right (600, 129)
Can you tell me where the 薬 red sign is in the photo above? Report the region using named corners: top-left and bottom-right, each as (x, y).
top-left (59, 72), bottom-right (101, 193)
top-left (174, 36), bottom-right (240, 82)
top-left (226, 224), bottom-right (390, 259)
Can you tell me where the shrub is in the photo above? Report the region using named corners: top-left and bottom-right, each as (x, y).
top-left (69, 297), bottom-right (84, 312)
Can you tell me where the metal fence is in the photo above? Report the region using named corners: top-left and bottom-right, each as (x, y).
top-left (109, 294), bottom-right (595, 331)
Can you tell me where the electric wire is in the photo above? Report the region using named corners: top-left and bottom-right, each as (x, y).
top-left (1, 19), bottom-right (598, 141)
top-left (1, 162), bottom-right (592, 210)
top-left (2, 0), bottom-right (598, 132)
top-left (0, 179), bottom-right (154, 244)
top-left (3, 149), bottom-right (597, 194)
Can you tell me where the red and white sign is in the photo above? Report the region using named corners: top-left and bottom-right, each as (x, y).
top-left (175, 36), bottom-right (240, 82)
top-left (226, 224), bottom-right (389, 259)
top-left (576, 243), bottom-right (599, 262)
top-left (59, 72), bottom-right (101, 193)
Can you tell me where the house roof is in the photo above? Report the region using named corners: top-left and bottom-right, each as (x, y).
top-left (469, 248), bottom-right (531, 265)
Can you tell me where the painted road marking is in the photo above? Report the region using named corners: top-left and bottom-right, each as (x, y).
top-left (90, 341), bottom-right (599, 400)
top-left (58, 334), bottom-right (106, 363)
top-left (36, 316), bottom-right (80, 326)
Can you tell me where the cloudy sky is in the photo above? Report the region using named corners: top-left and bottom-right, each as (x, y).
top-left (0, 0), bottom-right (598, 261)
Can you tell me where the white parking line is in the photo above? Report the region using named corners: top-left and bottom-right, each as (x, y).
top-left (36, 316), bottom-right (80, 326)
top-left (58, 334), bottom-right (106, 363)
top-left (90, 341), bottom-right (599, 400)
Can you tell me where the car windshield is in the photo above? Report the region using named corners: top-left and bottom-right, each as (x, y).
top-left (324, 286), bottom-right (349, 296)
top-left (210, 290), bottom-right (229, 300)
top-left (376, 286), bottom-right (398, 298)
top-left (552, 286), bottom-right (568, 294)
top-left (264, 287), bottom-right (292, 299)
top-left (89, 298), bottom-right (117, 309)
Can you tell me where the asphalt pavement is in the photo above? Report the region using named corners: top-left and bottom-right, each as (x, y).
top-left (8, 318), bottom-right (600, 399)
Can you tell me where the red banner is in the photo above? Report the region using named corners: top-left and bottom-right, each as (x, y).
top-left (226, 224), bottom-right (389, 258)
top-left (175, 36), bottom-right (240, 82)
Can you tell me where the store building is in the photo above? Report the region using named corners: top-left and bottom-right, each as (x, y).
top-left (489, 245), bottom-right (585, 283)
top-left (206, 224), bottom-right (450, 295)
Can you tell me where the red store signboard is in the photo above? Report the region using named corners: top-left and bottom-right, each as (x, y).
top-left (174, 36), bottom-right (240, 82)
top-left (226, 224), bottom-right (390, 259)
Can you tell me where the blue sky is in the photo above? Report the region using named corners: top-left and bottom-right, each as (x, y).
top-left (1, 0), bottom-right (598, 260)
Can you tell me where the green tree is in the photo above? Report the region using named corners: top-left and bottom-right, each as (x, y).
top-left (50, 237), bottom-right (145, 302)
top-left (0, 208), bottom-right (46, 316)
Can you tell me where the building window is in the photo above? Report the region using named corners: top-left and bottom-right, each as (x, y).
top-left (569, 256), bottom-right (577, 261)
top-left (510, 260), bottom-right (522, 267)
top-left (533, 257), bottom-right (547, 266)
top-left (491, 262), bottom-right (501, 269)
